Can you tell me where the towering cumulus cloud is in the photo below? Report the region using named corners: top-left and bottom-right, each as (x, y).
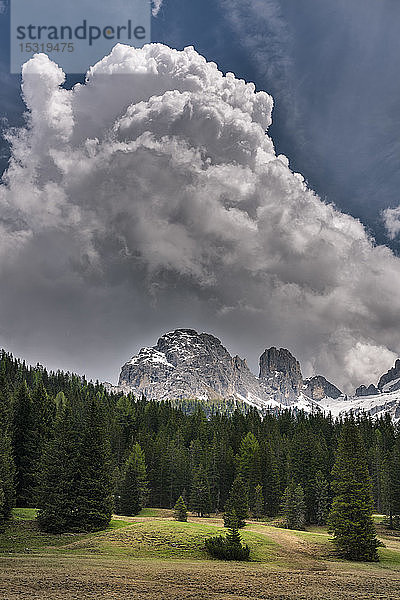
top-left (1, 44), bottom-right (400, 389)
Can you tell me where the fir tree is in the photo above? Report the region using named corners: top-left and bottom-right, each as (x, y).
top-left (282, 481), bottom-right (306, 530)
top-left (190, 465), bottom-right (211, 517)
top-left (288, 426), bottom-right (322, 524)
top-left (205, 509), bottom-right (250, 561)
top-left (262, 440), bottom-right (281, 516)
top-left (224, 511), bottom-right (250, 560)
top-left (173, 495), bottom-right (188, 522)
top-left (383, 440), bottom-right (400, 529)
top-left (116, 443), bottom-right (148, 516)
top-left (54, 391), bottom-right (67, 415)
top-left (0, 432), bottom-right (15, 529)
top-left (37, 404), bottom-right (81, 533)
top-left (38, 397), bottom-right (113, 532)
top-left (74, 396), bottom-right (114, 530)
top-left (211, 436), bottom-right (234, 512)
top-left (315, 471), bottom-right (330, 525)
top-left (371, 429), bottom-right (385, 513)
top-left (224, 475), bottom-right (249, 528)
top-left (0, 383), bottom-right (15, 528)
top-left (12, 381), bottom-right (38, 506)
top-left (31, 380), bottom-right (54, 452)
top-left (328, 420), bottom-right (380, 561)
top-left (167, 442), bottom-right (190, 509)
top-left (252, 484), bottom-right (264, 520)
top-left (236, 432), bottom-right (262, 510)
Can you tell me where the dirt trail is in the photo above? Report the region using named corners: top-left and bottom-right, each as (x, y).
top-left (246, 523), bottom-right (330, 570)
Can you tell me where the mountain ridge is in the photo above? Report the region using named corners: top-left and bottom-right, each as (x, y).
top-left (114, 328), bottom-right (334, 413)
top-left (110, 328), bottom-right (400, 422)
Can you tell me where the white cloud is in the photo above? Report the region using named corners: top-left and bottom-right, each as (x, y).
top-left (345, 341), bottom-right (396, 390)
top-left (383, 206), bottom-right (400, 240)
top-left (1, 43), bottom-right (400, 390)
top-left (152, 0), bottom-right (164, 17)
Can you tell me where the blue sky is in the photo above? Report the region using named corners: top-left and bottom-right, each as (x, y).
top-left (2, 0), bottom-right (400, 249)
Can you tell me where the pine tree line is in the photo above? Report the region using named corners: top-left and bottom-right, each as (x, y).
top-left (0, 350), bottom-right (400, 545)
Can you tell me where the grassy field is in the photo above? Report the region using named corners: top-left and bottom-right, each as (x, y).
top-left (1, 508), bottom-right (400, 599)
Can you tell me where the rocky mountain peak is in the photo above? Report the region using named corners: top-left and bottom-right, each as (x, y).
top-left (377, 359), bottom-right (400, 393)
top-left (303, 375), bottom-right (342, 401)
top-left (259, 347), bottom-right (303, 404)
top-left (233, 355), bottom-right (248, 370)
top-left (155, 329), bottom-right (228, 368)
top-left (117, 330), bottom-right (322, 410)
top-left (259, 347), bottom-right (302, 382)
top-left (355, 384), bottom-right (380, 397)
top-left (118, 328), bottom-right (269, 407)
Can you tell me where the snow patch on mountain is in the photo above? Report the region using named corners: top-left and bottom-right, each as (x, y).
top-left (319, 390), bottom-right (400, 422)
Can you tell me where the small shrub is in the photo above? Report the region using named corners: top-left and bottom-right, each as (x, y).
top-left (205, 527), bottom-right (250, 561)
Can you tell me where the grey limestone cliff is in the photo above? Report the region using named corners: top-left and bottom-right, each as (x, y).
top-left (258, 347), bottom-right (303, 406)
top-left (304, 375), bottom-right (342, 401)
top-left (355, 384), bottom-right (380, 397)
top-left (378, 359), bottom-right (400, 392)
top-left (118, 329), bottom-right (267, 407)
top-left (117, 329), bottom-right (334, 409)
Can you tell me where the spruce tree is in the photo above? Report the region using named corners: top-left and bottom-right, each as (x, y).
top-left (371, 429), bottom-right (385, 513)
top-left (212, 436), bottom-right (234, 511)
top-left (224, 475), bottom-right (249, 528)
top-left (167, 442), bottom-right (190, 509)
top-left (38, 397), bottom-right (113, 532)
top-left (252, 484), bottom-right (264, 520)
top-left (315, 471), bottom-right (330, 525)
top-left (224, 510), bottom-right (250, 560)
top-left (116, 443), bottom-right (148, 516)
top-left (190, 465), bottom-right (211, 517)
top-left (37, 404), bottom-right (81, 533)
top-left (282, 481), bottom-right (306, 530)
top-left (236, 432), bottom-right (262, 510)
top-left (12, 381), bottom-right (38, 506)
top-left (0, 432), bottom-right (15, 528)
top-left (173, 495), bottom-right (188, 522)
top-left (288, 426), bottom-right (321, 524)
top-left (384, 440), bottom-right (400, 529)
top-left (328, 420), bottom-right (379, 561)
top-left (31, 380), bottom-right (54, 456)
top-left (74, 396), bottom-right (114, 530)
top-left (262, 441), bottom-right (281, 516)
top-left (205, 509), bottom-right (250, 561)
top-left (0, 383), bottom-right (15, 528)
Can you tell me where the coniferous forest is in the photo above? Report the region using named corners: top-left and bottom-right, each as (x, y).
top-left (1, 349), bottom-right (400, 560)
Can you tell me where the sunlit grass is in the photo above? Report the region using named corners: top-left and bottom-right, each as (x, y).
top-left (2, 508), bottom-right (400, 572)
top-left (13, 507), bottom-right (38, 520)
